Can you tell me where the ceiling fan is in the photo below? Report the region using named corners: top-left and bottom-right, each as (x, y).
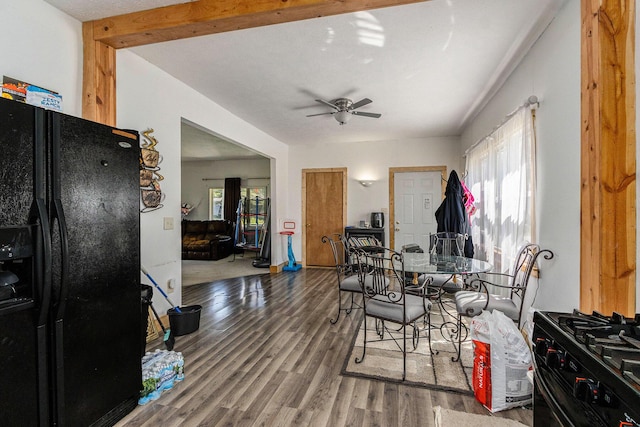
top-left (306, 97), bottom-right (382, 125)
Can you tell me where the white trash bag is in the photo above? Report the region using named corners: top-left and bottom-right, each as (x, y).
top-left (470, 309), bottom-right (533, 412)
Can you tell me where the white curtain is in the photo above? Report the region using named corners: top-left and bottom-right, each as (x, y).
top-left (464, 107), bottom-right (536, 280)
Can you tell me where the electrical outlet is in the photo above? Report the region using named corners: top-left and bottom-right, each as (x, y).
top-left (167, 278), bottom-right (175, 293)
top-left (163, 217), bottom-right (174, 230)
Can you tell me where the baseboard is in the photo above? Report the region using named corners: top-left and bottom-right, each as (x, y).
top-left (272, 262), bottom-right (307, 273)
top-left (270, 263), bottom-right (282, 273)
top-left (271, 262), bottom-right (302, 273)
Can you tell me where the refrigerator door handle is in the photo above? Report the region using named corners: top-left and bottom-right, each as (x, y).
top-left (33, 198), bottom-right (52, 326)
top-left (52, 198), bottom-right (69, 321)
top-left (33, 197), bottom-right (53, 425)
top-left (50, 197), bottom-right (70, 425)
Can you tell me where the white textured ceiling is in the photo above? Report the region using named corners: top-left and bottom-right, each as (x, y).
top-left (44, 0), bottom-right (197, 22)
top-left (44, 0), bottom-right (565, 158)
top-left (181, 120), bottom-right (264, 161)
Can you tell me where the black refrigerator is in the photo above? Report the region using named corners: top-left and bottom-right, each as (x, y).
top-left (0, 97), bottom-right (142, 426)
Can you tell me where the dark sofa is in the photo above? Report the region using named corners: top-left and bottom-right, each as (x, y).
top-left (181, 220), bottom-right (235, 260)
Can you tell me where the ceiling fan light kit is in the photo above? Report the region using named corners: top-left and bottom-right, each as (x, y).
top-left (335, 110), bottom-right (351, 125)
top-left (307, 97), bottom-right (381, 125)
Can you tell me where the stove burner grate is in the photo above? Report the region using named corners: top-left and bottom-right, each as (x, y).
top-left (601, 344), bottom-right (640, 378)
top-left (535, 310), bottom-right (640, 426)
top-left (555, 311), bottom-right (640, 389)
top-left (621, 359), bottom-right (640, 387)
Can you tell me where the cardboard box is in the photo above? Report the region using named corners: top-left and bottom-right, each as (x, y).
top-left (2, 76), bottom-right (63, 112)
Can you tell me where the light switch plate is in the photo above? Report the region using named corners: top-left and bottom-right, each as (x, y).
top-left (163, 217), bottom-right (174, 230)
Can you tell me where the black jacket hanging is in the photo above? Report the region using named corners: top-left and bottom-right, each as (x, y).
top-left (434, 170), bottom-right (474, 258)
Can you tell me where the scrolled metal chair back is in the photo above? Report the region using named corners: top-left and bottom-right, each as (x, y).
top-left (429, 232), bottom-right (466, 257)
top-left (322, 233), bottom-right (349, 273)
top-left (354, 247), bottom-right (405, 304)
top-left (510, 243), bottom-right (554, 322)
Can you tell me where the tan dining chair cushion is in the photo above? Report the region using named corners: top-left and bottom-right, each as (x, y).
top-left (454, 290), bottom-right (519, 320)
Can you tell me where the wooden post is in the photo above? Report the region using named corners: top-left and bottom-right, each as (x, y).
top-left (581, 0), bottom-right (636, 316)
top-left (82, 22), bottom-right (116, 125)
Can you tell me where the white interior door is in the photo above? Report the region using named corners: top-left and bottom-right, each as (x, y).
top-left (393, 171), bottom-right (442, 252)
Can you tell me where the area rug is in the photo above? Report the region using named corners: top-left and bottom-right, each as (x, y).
top-left (433, 406), bottom-right (528, 427)
top-left (341, 298), bottom-right (475, 394)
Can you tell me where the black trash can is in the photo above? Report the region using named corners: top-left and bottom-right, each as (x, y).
top-left (141, 284), bottom-right (153, 357)
top-left (167, 305), bottom-right (202, 336)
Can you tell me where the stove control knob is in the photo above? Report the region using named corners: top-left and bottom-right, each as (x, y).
top-left (574, 377), bottom-right (599, 404)
top-left (534, 338), bottom-right (549, 357)
top-left (545, 348), bottom-right (566, 369)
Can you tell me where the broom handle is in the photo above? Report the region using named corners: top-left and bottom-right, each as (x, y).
top-left (141, 266), bottom-right (182, 313)
top-left (148, 303), bottom-right (167, 333)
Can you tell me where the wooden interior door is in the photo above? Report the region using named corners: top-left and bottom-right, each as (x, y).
top-left (302, 168), bottom-right (346, 267)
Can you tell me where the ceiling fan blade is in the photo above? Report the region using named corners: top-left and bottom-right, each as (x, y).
top-left (315, 99), bottom-right (339, 110)
top-left (350, 98), bottom-right (373, 110)
top-left (306, 112), bottom-right (335, 117)
top-left (352, 111), bottom-right (381, 118)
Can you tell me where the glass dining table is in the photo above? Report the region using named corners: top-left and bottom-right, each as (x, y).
top-left (357, 248), bottom-right (493, 282)
top-left (400, 252), bottom-right (493, 278)
top-left (397, 251), bottom-right (493, 361)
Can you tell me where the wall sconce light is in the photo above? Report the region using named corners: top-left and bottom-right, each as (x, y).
top-left (359, 180), bottom-right (374, 187)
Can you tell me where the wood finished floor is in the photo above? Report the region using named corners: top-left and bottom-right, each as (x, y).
top-left (116, 268), bottom-right (532, 426)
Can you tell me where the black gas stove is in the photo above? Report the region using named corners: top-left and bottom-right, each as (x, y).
top-left (532, 310), bottom-right (640, 427)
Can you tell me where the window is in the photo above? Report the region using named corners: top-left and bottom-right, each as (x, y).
top-left (241, 186), bottom-right (267, 226)
top-left (465, 107), bottom-right (536, 279)
top-left (208, 185), bottom-right (268, 222)
top-left (208, 188), bottom-right (224, 220)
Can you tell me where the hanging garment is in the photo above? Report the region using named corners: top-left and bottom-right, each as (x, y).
top-left (460, 179), bottom-right (477, 217)
top-left (434, 170), bottom-right (474, 258)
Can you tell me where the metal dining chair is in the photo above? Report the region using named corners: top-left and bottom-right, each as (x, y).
top-left (321, 233), bottom-right (385, 324)
top-left (322, 233), bottom-right (361, 324)
top-left (352, 247), bottom-right (432, 381)
top-left (428, 232), bottom-right (467, 295)
top-left (452, 243), bottom-right (554, 361)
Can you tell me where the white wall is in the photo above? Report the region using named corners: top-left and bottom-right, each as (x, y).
top-left (181, 158), bottom-right (271, 220)
top-left (461, 0), bottom-right (580, 311)
top-left (288, 137), bottom-right (463, 255)
top-left (116, 51), bottom-right (290, 312)
top-left (0, 0), bottom-right (83, 114)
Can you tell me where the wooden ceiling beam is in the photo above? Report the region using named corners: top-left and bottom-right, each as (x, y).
top-left (88, 0), bottom-right (428, 49)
